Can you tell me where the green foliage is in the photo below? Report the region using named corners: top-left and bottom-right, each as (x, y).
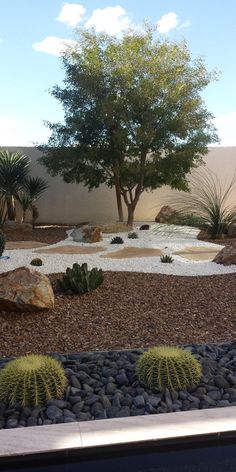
top-left (110, 236), bottom-right (124, 244)
top-left (58, 262), bottom-right (104, 294)
top-left (170, 168), bottom-right (236, 239)
top-left (0, 231), bottom-right (5, 256)
top-left (0, 355), bottom-right (67, 406)
top-left (39, 27), bottom-right (218, 225)
top-left (16, 177), bottom-right (48, 224)
top-left (160, 254), bottom-right (173, 263)
top-left (0, 150), bottom-right (30, 220)
top-left (30, 258), bottom-right (43, 266)
top-left (172, 213), bottom-right (203, 228)
top-left (128, 231), bottom-right (138, 239)
top-left (136, 346), bottom-right (202, 391)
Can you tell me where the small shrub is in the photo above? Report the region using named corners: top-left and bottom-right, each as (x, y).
top-left (139, 224), bottom-right (150, 230)
top-left (128, 231), bottom-right (138, 239)
top-left (30, 258), bottom-right (43, 266)
top-left (172, 213), bottom-right (203, 228)
top-left (136, 346), bottom-right (202, 391)
top-left (58, 262), bottom-right (104, 294)
top-left (160, 254), bottom-right (173, 263)
top-left (0, 354), bottom-right (67, 406)
top-left (110, 236), bottom-right (124, 244)
top-left (0, 231), bottom-right (5, 256)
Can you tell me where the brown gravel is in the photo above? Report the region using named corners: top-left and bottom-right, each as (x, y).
top-left (1, 271), bottom-right (236, 358)
top-left (5, 226), bottom-right (71, 244)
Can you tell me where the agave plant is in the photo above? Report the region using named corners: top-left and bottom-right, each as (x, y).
top-left (0, 150), bottom-right (30, 220)
top-left (16, 176), bottom-right (48, 224)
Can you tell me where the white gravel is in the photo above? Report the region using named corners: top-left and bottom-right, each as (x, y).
top-left (0, 224), bottom-right (235, 277)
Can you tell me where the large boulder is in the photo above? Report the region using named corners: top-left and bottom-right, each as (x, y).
top-left (0, 267), bottom-right (54, 311)
top-left (71, 225), bottom-right (102, 243)
top-left (3, 220), bottom-right (32, 232)
top-left (213, 245), bottom-right (236, 265)
top-left (155, 206), bottom-right (177, 224)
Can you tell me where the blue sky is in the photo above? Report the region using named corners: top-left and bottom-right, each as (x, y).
top-left (0, 0), bottom-right (236, 146)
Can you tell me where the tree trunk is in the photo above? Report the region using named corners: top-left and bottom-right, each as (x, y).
top-left (127, 205), bottom-right (135, 226)
top-left (114, 173), bottom-right (124, 222)
top-left (6, 195), bottom-right (15, 220)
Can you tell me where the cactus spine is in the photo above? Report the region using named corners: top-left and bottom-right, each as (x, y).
top-left (136, 346), bottom-right (202, 391)
top-left (0, 354), bottom-right (67, 406)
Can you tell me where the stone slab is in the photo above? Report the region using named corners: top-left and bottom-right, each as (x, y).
top-left (35, 245), bottom-right (105, 255)
top-left (174, 246), bottom-right (222, 261)
top-left (5, 241), bottom-right (48, 250)
top-left (101, 247), bottom-right (163, 259)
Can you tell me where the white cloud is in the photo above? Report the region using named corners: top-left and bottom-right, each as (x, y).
top-left (57, 3), bottom-right (85, 27)
top-left (157, 12), bottom-right (190, 34)
top-left (85, 6), bottom-right (131, 35)
top-left (213, 112), bottom-right (236, 146)
top-left (32, 36), bottom-right (76, 56)
top-left (0, 115), bottom-right (51, 146)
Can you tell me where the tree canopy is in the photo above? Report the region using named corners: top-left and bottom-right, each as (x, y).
top-left (39, 27), bottom-right (219, 224)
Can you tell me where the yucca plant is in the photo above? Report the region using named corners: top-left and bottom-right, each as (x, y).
top-left (137, 346), bottom-right (202, 391)
top-left (58, 262), bottom-right (104, 294)
top-left (0, 355), bottom-right (67, 406)
top-left (0, 150), bottom-right (30, 220)
top-left (15, 176), bottom-right (48, 225)
top-left (168, 168), bottom-right (236, 239)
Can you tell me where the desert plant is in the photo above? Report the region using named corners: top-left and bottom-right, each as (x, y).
top-left (0, 231), bottom-right (5, 256)
top-left (0, 354), bottom-right (67, 406)
top-left (110, 236), bottom-right (124, 244)
top-left (160, 254), bottom-right (173, 263)
top-left (58, 262), bottom-right (104, 294)
top-left (136, 346), bottom-right (202, 391)
top-left (128, 231), bottom-right (138, 239)
top-left (168, 168), bottom-right (236, 239)
top-left (30, 258), bottom-right (43, 266)
top-left (0, 150), bottom-right (30, 220)
top-left (16, 176), bottom-right (48, 225)
top-left (172, 213), bottom-right (203, 228)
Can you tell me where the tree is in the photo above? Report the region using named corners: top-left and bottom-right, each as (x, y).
top-left (39, 27), bottom-right (218, 225)
top-left (0, 150), bottom-right (29, 220)
top-left (15, 177), bottom-right (48, 225)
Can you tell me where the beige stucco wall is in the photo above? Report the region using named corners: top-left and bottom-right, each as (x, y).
top-left (3, 146), bottom-right (236, 224)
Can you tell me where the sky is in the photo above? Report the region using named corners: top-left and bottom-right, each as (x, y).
top-left (0, 0), bottom-right (236, 146)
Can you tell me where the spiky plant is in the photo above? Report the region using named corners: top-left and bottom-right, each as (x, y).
top-left (30, 258), bottom-right (43, 266)
top-left (0, 355), bottom-right (67, 406)
top-left (16, 176), bottom-right (48, 224)
top-left (110, 236), bottom-right (124, 244)
top-left (0, 150), bottom-right (30, 220)
top-left (160, 254), bottom-right (173, 263)
top-left (136, 346), bottom-right (202, 391)
top-left (58, 262), bottom-right (104, 294)
top-left (165, 168), bottom-right (236, 239)
top-left (128, 231), bottom-right (138, 239)
top-left (0, 231), bottom-right (5, 256)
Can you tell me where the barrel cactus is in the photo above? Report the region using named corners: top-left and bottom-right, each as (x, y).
top-left (0, 231), bottom-right (5, 257)
top-left (57, 262), bottom-right (104, 294)
top-left (0, 354), bottom-right (67, 406)
top-left (136, 346), bottom-right (202, 391)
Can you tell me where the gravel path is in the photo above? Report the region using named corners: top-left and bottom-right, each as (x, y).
top-left (1, 225), bottom-right (235, 276)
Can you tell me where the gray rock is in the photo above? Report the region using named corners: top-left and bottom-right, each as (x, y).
top-left (83, 384), bottom-right (93, 394)
top-left (47, 399), bottom-right (68, 409)
top-left (115, 407), bottom-right (130, 418)
top-left (133, 395), bottom-right (145, 408)
top-left (106, 382), bottom-right (117, 395)
top-left (46, 406), bottom-right (63, 420)
top-left (63, 409), bottom-right (76, 418)
top-left (85, 395), bottom-right (100, 406)
top-left (72, 401), bottom-right (85, 414)
top-left (214, 375), bottom-right (230, 389)
top-left (70, 375), bottom-right (82, 390)
top-left (77, 412), bottom-right (91, 421)
top-left (116, 372), bottom-right (129, 386)
top-left (6, 418), bottom-right (18, 428)
top-left (27, 416), bottom-right (38, 427)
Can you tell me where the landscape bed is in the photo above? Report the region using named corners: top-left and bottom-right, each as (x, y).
top-left (1, 341), bottom-right (236, 429)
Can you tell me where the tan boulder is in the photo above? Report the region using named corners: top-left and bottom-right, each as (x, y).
top-left (0, 267), bottom-right (54, 311)
top-left (213, 245), bottom-right (236, 265)
top-left (155, 206), bottom-right (177, 224)
top-left (3, 220), bottom-right (32, 232)
top-left (71, 225), bottom-right (102, 243)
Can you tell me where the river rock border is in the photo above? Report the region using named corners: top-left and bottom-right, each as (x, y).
top-left (1, 342), bottom-right (236, 429)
